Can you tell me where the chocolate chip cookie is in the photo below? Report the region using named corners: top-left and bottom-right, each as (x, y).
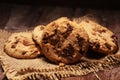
top-left (32, 25), bottom-right (45, 47)
top-left (37, 17), bottom-right (89, 64)
top-left (79, 19), bottom-right (118, 54)
top-left (4, 32), bottom-right (41, 59)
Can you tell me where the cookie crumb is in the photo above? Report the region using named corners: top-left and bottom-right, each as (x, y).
top-left (59, 63), bottom-right (65, 67)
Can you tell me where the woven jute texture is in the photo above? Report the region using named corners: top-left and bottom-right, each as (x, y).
top-left (0, 29), bottom-right (120, 80)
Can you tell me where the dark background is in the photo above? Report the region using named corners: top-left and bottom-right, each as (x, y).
top-left (0, 0), bottom-right (120, 10)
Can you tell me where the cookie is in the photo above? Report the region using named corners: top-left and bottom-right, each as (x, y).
top-left (79, 19), bottom-right (118, 54)
top-left (4, 32), bottom-right (41, 59)
top-left (37, 17), bottom-right (89, 64)
top-left (32, 25), bottom-right (45, 47)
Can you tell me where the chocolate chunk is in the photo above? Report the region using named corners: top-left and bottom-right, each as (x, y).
top-left (93, 28), bottom-right (106, 33)
top-left (14, 36), bottom-right (18, 39)
top-left (67, 44), bottom-right (74, 54)
top-left (43, 33), bottom-right (49, 44)
top-left (90, 42), bottom-right (100, 50)
top-left (11, 44), bottom-right (16, 48)
top-left (43, 24), bottom-right (73, 46)
top-left (22, 51), bottom-right (27, 55)
top-left (77, 35), bottom-right (85, 47)
top-left (62, 44), bottom-right (74, 57)
top-left (14, 40), bottom-right (19, 44)
top-left (99, 29), bottom-right (106, 33)
top-left (11, 40), bottom-right (18, 48)
top-left (50, 35), bottom-right (60, 46)
top-left (95, 43), bottom-right (100, 50)
top-left (111, 35), bottom-right (118, 40)
top-left (56, 42), bottom-right (62, 48)
top-left (62, 23), bottom-right (73, 38)
top-left (66, 56), bottom-right (73, 61)
top-left (105, 43), bottom-right (111, 50)
top-left (62, 49), bottom-right (69, 57)
top-left (23, 40), bottom-right (30, 46)
top-left (44, 33), bottom-right (49, 38)
top-left (7, 40), bottom-right (11, 43)
top-left (43, 29), bottom-right (60, 46)
top-left (85, 20), bottom-right (89, 23)
top-left (79, 49), bottom-right (85, 55)
top-left (42, 39), bottom-right (48, 44)
top-left (39, 26), bottom-right (44, 30)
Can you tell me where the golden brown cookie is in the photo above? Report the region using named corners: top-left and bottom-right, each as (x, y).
top-left (79, 19), bottom-right (118, 55)
top-left (37, 17), bottom-right (89, 64)
top-left (32, 25), bottom-right (45, 46)
top-left (4, 32), bottom-right (41, 59)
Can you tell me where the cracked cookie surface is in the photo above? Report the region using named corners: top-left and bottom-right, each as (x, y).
top-left (79, 19), bottom-right (118, 55)
top-left (36, 17), bottom-right (89, 64)
top-left (4, 32), bottom-right (41, 59)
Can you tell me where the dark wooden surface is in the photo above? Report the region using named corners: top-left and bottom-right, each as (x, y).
top-left (0, 3), bottom-right (120, 80)
top-left (62, 67), bottom-right (120, 80)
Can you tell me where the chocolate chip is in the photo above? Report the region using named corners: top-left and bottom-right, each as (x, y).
top-left (111, 35), bottom-right (118, 40)
top-left (95, 43), bottom-right (100, 50)
top-left (89, 42), bottom-right (100, 50)
top-left (50, 35), bottom-right (60, 46)
top-left (40, 26), bottom-right (44, 30)
top-left (42, 39), bottom-right (48, 44)
top-left (62, 44), bottom-right (74, 57)
top-left (42, 33), bottom-right (49, 44)
top-left (43, 29), bottom-right (61, 46)
top-left (105, 43), bottom-right (111, 50)
top-left (62, 23), bottom-right (73, 38)
top-left (93, 28), bottom-right (106, 33)
top-left (111, 35), bottom-right (118, 44)
top-left (92, 32), bottom-right (96, 35)
top-left (43, 24), bottom-right (73, 47)
top-left (67, 44), bottom-right (74, 54)
top-left (44, 33), bottom-right (49, 38)
top-left (23, 40), bottom-right (30, 46)
top-left (100, 29), bottom-right (106, 33)
top-left (77, 35), bottom-right (85, 47)
top-left (22, 51), bottom-right (27, 55)
top-left (79, 49), bottom-right (85, 55)
top-left (14, 40), bottom-right (19, 44)
top-left (15, 36), bottom-right (18, 39)
top-left (85, 20), bottom-right (89, 23)
top-left (63, 49), bottom-right (68, 56)
top-left (66, 56), bottom-right (73, 61)
top-left (7, 40), bottom-right (11, 43)
top-left (56, 42), bottom-right (62, 48)
top-left (11, 44), bottom-right (16, 48)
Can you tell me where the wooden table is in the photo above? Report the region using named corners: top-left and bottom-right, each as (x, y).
top-left (0, 3), bottom-right (120, 80)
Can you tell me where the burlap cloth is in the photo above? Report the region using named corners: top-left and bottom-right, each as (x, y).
top-left (0, 28), bottom-right (120, 80)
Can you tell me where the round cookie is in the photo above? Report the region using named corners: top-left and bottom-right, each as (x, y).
top-left (32, 25), bottom-right (45, 47)
top-left (38, 17), bottom-right (89, 64)
top-left (4, 32), bottom-right (41, 59)
top-left (79, 19), bottom-right (118, 54)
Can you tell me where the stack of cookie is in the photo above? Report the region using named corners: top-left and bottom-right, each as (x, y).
top-left (4, 17), bottom-right (119, 65)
